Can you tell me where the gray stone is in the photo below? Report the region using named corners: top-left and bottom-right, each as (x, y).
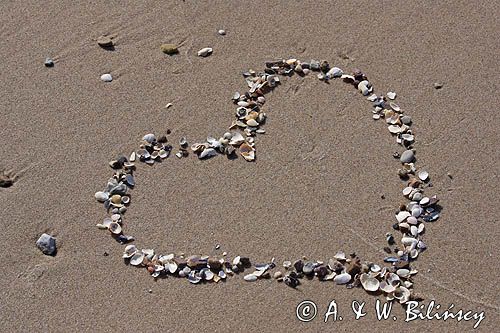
top-left (400, 150), bottom-right (415, 163)
top-left (36, 233), bottom-right (56, 256)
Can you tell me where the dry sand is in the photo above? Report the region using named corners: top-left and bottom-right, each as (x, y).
top-left (0, 1), bottom-right (499, 332)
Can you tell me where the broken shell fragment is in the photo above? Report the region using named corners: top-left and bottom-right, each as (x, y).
top-left (95, 191), bottom-right (109, 202)
top-left (123, 245), bottom-right (138, 258)
top-left (197, 47), bottom-right (213, 57)
top-left (130, 253), bottom-right (145, 266)
top-left (239, 142), bottom-right (255, 161)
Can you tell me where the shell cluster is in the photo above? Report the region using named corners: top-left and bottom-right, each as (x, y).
top-left (94, 58), bottom-right (441, 303)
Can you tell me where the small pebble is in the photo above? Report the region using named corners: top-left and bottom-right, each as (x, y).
top-left (274, 271), bottom-right (283, 279)
top-left (217, 29), bottom-right (226, 35)
top-left (36, 233), bottom-right (57, 256)
top-left (433, 82), bottom-right (443, 89)
top-left (44, 58), bottom-right (54, 67)
top-left (100, 73), bottom-right (113, 82)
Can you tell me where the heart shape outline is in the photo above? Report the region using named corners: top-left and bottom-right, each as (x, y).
top-left (94, 58), bottom-right (441, 303)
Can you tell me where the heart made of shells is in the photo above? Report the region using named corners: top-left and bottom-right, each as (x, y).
top-left (94, 58), bottom-right (440, 303)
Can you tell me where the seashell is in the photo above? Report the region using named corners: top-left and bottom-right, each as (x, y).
top-left (400, 150), bottom-right (415, 163)
top-left (386, 272), bottom-right (401, 287)
top-left (197, 47), bottom-right (213, 57)
top-left (390, 102), bottom-right (401, 112)
top-left (418, 170), bottom-right (429, 181)
top-left (206, 136), bottom-right (221, 149)
top-left (110, 214), bottom-right (121, 222)
top-left (110, 194), bottom-right (121, 205)
top-left (202, 269), bottom-right (214, 281)
top-left (44, 58), bottom-right (54, 67)
top-left (388, 125), bottom-right (401, 134)
top-left (401, 236), bottom-right (418, 248)
top-left (110, 183), bottom-right (127, 196)
top-left (396, 269), bottom-right (410, 278)
top-left (237, 101), bottom-right (249, 107)
top-left (370, 264), bottom-right (381, 273)
top-left (333, 272), bottom-right (351, 285)
top-left (108, 221), bottom-right (122, 234)
top-left (143, 134), bottom-right (156, 143)
top-left (102, 217), bottom-right (113, 228)
top-left (407, 216), bottom-right (418, 225)
top-left (410, 249), bottom-right (419, 259)
top-left (96, 223), bottom-right (108, 230)
top-left (283, 260), bottom-right (292, 269)
top-left (130, 253), bottom-right (145, 266)
top-left (123, 245), bottom-right (138, 258)
top-left (419, 197), bottom-right (430, 206)
top-left (100, 73), bottom-right (112, 82)
top-left (239, 142), bottom-right (255, 161)
top-left (410, 225), bottom-right (418, 236)
top-left (329, 67), bottom-right (343, 78)
top-left (367, 94), bottom-right (378, 102)
top-left (95, 191), bottom-right (109, 202)
top-left (333, 251), bottom-right (346, 261)
top-left (129, 152), bottom-right (136, 162)
top-left (387, 91), bottom-right (397, 100)
top-left (243, 274), bottom-right (258, 282)
top-left (160, 43), bottom-right (178, 55)
top-left (401, 133), bottom-right (414, 142)
top-left (246, 119), bottom-right (259, 127)
top-left (199, 147), bottom-right (217, 159)
top-left (191, 143), bottom-right (205, 153)
top-left (396, 211), bottom-right (411, 223)
top-left (121, 196), bottom-right (130, 205)
top-left (380, 281), bottom-right (396, 294)
top-left (188, 272), bottom-right (202, 284)
top-left (417, 223), bottom-right (425, 234)
top-left (394, 286), bottom-right (411, 304)
top-left (360, 273), bottom-right (380, 292)
top-left (357, 80), bottom-right (372, 96)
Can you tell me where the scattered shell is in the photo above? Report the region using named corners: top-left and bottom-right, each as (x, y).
top-left (199, 147), bottom-right (217, 159)
top-left (97, 35), bottom-right (113, 48)
top-left (360, 273), bottom-right (380, 292)
top-left (44, 58), bottom-right (54, 67)
top-left (418, 170), bottom-right (429, 181)
top-left (197, 47), bottom-right (213, 57)
top-left (239, 142), bottom-right (255, 161)
top-left (100, 73), bottom-right (113, 82)
top-left (400, 150), bottom-right (415, 163)
top-left (130, 252), bottom-right (145, 266)
top-left (218, 29), bottom-right (226, 36)
top-left (108, 221), bottom-right (122, 235)
top-left (95, 191), bottom-right (109, 202)
top-left (387, 91), bottom-right (397, 100)
top-left (243, 274), bottom-right (258, 282)
top-left (123, 245), bottom-right (138, 258)
top-left (333, 273), bottom-right (351, 285)
top-left (160, 43), bottom-right (178, 55)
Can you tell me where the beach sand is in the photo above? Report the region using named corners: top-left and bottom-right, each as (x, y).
top-left (0, 1), bottom-right (498, 331)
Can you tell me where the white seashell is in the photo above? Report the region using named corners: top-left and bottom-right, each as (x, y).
top-left (402, 187), bottom-right (413, 196)
top-left (142, 134), bottom-right (156, 143)
top-left (419, 197), bottom-right (430, 205)
top-left (129, 151), bottom-right (136, 162)
top-left (387, 91), bottom-right (397, 100)
top-left (130, 253), bottom-right (145, 266)
top-left (396, 211), bottom-right (411, 223)
top-left (418, 223), bottom-right (425, 234)
top-left (390, 102), bottom-right (401, 112)
top-left (333, 251), bottom-right (346, 261)
top-left (142, 249), bottom-right (155, 259)
top-left (396, 269), bottom-right (410, 278)
top-left (418, 170), bottom-right (429, 181)
top-left (333, 272), bottom-right (351, 285)
top-left (360, 273), bottom-right (380, 292)
top-left (370, 264), bottom-right (381, 273)
top-left (327, 67), bottom-right (343, 78)
top-left (410, 249), bottom-right (419, 259)
top-left (96, 223), bottom-right (108, 230)
top-left (108, 221), bottom-right (122, 234)
top-left (386, 273), bottom-right (401, 287)
top-left (95, 191), bottom-right (109, 202)
top-left (100, 73), bottom-right (112, 82)
top-left (388, 125), bottom-right (401, 134)
top-left (123, 245), bottom-right (138, 258)
top-left (199, 147), bottom-right (217, 159)
top-left (401, 236), bottom-right (418, 248)
top-left (367, 94), bottom-right (378, 102)
top-left (410, 225), bottom-right (418, 236)
top-left (380, 281), bottom-right (396, 293)
top-left (394, 286), bottom-right (411, 304)
top-left (197, 47), bottom-right (213, 57)
top-left (411, 206), bottom-right (423, 217)
top-left (243, 274), bottom-right (258, 282)
top-left (357, 80), bottom-right (372, 96)
top-left (246, 119), bottom-right (259, 127)
top-left (407, 216), bottom-right (418, 225)
top-left (229, 132), bottom-right (245, 146)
